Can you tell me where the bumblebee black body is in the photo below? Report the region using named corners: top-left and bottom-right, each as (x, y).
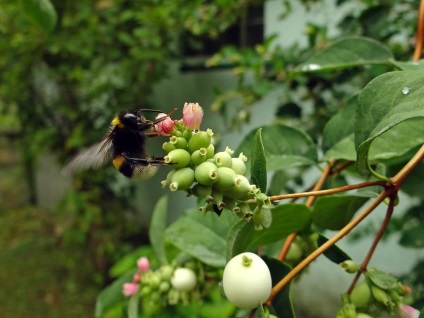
top-left (63, 109), bottom-right (175, 179)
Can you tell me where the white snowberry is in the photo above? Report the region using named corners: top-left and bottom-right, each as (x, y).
top-left (222, 252), bottom-right (272, 309)
top-left (170, 268), bottom-right (197, 292)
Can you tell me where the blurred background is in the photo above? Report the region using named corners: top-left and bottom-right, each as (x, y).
top-left (0, 0), bottom-right (422, 317)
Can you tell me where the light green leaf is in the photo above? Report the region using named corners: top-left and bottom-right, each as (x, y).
top-left (21, 0), bottom-right (57, 33)
top-left (149, 195), bottom-right (169, 265)
top-left (366, 267), bottom-right (398, 290)
top-left (227, 204), bottom-right (311, 259)
top-left (295, 36), bottom-right (392, 73)
top-left (165, 210), bottom-right (238, 267)
top-left (355, 70), bottom-right (424, 176)
top-left (251, 128), bottom-right (267, 192)
top-left (236, 124), bottom-right (317, 173)
top-left (311, 195), bottom-right (369, 230)
top-left (390, 59), bottom-right (424, 71)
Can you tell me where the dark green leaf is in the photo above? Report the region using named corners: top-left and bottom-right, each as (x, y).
top-left (399, 224), bottom-right (424, 248)
top-left (312, 195), bottom-right (369, 230)
top-left (95, 271), bottom-right (134, 317)
top-left (227, 204), bottom-right (311, 259)
top-left (317, 234), bottom-right (351, 264)
top-left (355, 70), bottom-right (424, 175)
top-left (21, 0), bottom-right (57, 33)
top-left (236, 124), bottom-right (317, 173)
top-left (295, 36), bottom-right (392, 73)
top-left (263, 257), bottom-right (295, 318)
top-left (251, 128), bottom-right (268, 192)
top-left (165, 210), bottom-right (238, 267)
top-left (149, 195), bottom-right (169, 265)
top-left (366, 267), bottom-right (398, 290)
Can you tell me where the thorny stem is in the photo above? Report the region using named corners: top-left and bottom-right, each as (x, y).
top-left (413, 0), bottom-right (424, 61)
top-left (277, 162), bottom-right (333, 261)
top-left (347, 195), bottom-right (397, 294)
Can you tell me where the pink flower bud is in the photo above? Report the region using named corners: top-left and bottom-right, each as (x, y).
top-left (183, 102), bottom-right (203, 130)
top-left (155, 113), bottom-right (175, 135)
top-left (133, 273), bottom-right (141, 283)
top-left (123, 282), bottom-right (139, 296)
top-left (399, 304), bottom-right (420, 318)
top-left (137, 257), bottom-right (150, 273)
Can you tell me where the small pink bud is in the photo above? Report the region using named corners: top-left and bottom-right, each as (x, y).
top-left (137, 257), bottom-right (150, 273)
top-left (123, 282), bottom-right (139, 296)
top-left (183, 102), bottom-right (203, 130)
top-left (155, 113), bottom-right (175, 135)
top-left (399, 304), bottom-right (420, 318)
top-left (133, 273), bottom-right (141, 283)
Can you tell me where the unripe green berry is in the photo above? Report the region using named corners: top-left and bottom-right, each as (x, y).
top-left (356, 313), bottom-right (373, 318)
top-left (231, 155), bottom-right (247, 175)
top-left (191, 183), bottom-right (212, 198)
top-left (161, 170), bottom-right (175, 188)
top-left (371, 285), bottom-right (390, 305)
top-left (213, 151), bottom-right (233, 168)
top-left (191, 148), bottom-right (207, 165)
top-left (205, 144), bottom-right (215, 159)
top-left (182, 128), bottom-right (193, 140)
top-left (163, 141), bottom-right (176, 153)
top-left (195, 161), bottom-right (218, 185)
top-left (214, 167), bottom-right (237, 190)
top-left (285, 242), bottom-right (302, 262)
top-left (209, 188), bottom-right (224, 207)
top-left (187, 130), bottom-right (212, 153)
top-left (169, 168), bottom-right (195, 191)
top-left (340, 260), bottom-right (360, 274)
top-left (225, 175), bottom-right (252, 199)
top-left (350, 281), bottom-right (371, 308)
top-left (165, 149), bottom-right (191, 168)
top-left (159, 281), bottom-right (171, 293)
top-left (170, 136), bottom-right (188, 149)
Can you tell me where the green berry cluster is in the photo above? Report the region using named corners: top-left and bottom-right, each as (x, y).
top-left (161, 123), bottom-right (271, 230)
top-left (336, 266), bottom-right (410, 318)
top-left (139, 261), bottom-right (207, 312)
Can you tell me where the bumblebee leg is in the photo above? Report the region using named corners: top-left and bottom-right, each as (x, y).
top-left (124, 156), bottom-right (170, 166)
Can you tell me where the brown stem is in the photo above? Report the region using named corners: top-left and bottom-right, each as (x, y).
top-left (391, 144), bottom-right (424, 187)
top-left (266, 189), bottom-right (393, 305)
top-left (413, 0), bottom-right (424, 61)
top-left (346, 194), bottom-right (396, 294)
top-left (269, 180), bottom-right (386, 202)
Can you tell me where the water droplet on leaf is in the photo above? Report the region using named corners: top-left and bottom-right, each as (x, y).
top-left (402, 87), bottom-right (410, 95)
top-left (301, 63), bottom-right (321, 71)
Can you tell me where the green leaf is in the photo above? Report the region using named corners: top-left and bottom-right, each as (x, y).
top-left (317, 234), bottom-right (351, 264)
top-left (165, 210), bottom-right (238, 267)
top-left (399, 224), bottom-right (424, 248)
top-left (236, 124), bottom-right (317, 173)
top-left (21, 0), bottom-right (57, 33)
top-left (355, 70), bottom-right (424, 176)
top-left (391, 59), bottom-right (424, 71)
top-left (149, 195), bottom-right (169, 265)
top-left (311, 195), bottom-right (369, 230)
top-left (128, 293), bottom-right (139, 318)
top-left (95, 271), bottom-right (134, 317)
top-left (250, 128), bottom-right (267, 192)
top-left (366, 267), bottom-right (398, 290)
top-left (295, 36), bottom-right (392, 73)
top-left (227, 204), bottom-right (311, 259)
top-left (263, 257), bottom-right (295, 318)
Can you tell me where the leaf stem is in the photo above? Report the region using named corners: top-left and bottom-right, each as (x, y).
top-left (413, 0), bottom-right (424, 61)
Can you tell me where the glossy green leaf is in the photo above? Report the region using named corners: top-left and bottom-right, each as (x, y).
top-left (317, 234), bottom-right (351, 264)
top-left (263, 256), bottom-right (295, 318)
top-left (227, 204), bottom-right (311, 259)
top-left (355, 70), bottom-right (424, 175)
top-left (21, 0), bottom-right (57, 33)
top-left (295, 36), bottom-right (392, 73)
top-left (95, 271), bottom-right (134, 317)
top-left (149, 195), bottom-right (169, 265)
top-left (311, 195), bottom-right (369, 230)
top-left (399, 224), bottom-right (424, 248)
top-left (251, 128), bottom-right (267, 192)
top-left (391, 59), bottom-right (424, 71)
top-left (165, 210), bottom-right (238, 267)
top-left (366, 267), bottom-right (398, 290)
top-left (236, 124), bottom-right (317, 173)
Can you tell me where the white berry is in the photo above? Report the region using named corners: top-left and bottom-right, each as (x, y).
top-left (170, 268), bottom-right (197, 292)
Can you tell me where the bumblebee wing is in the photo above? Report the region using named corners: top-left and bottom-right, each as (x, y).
top-left (62, 138), bottom-right (113, 176)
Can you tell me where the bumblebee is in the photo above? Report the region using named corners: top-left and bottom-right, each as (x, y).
top-left (63, 109), bottom-right (175, 178)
